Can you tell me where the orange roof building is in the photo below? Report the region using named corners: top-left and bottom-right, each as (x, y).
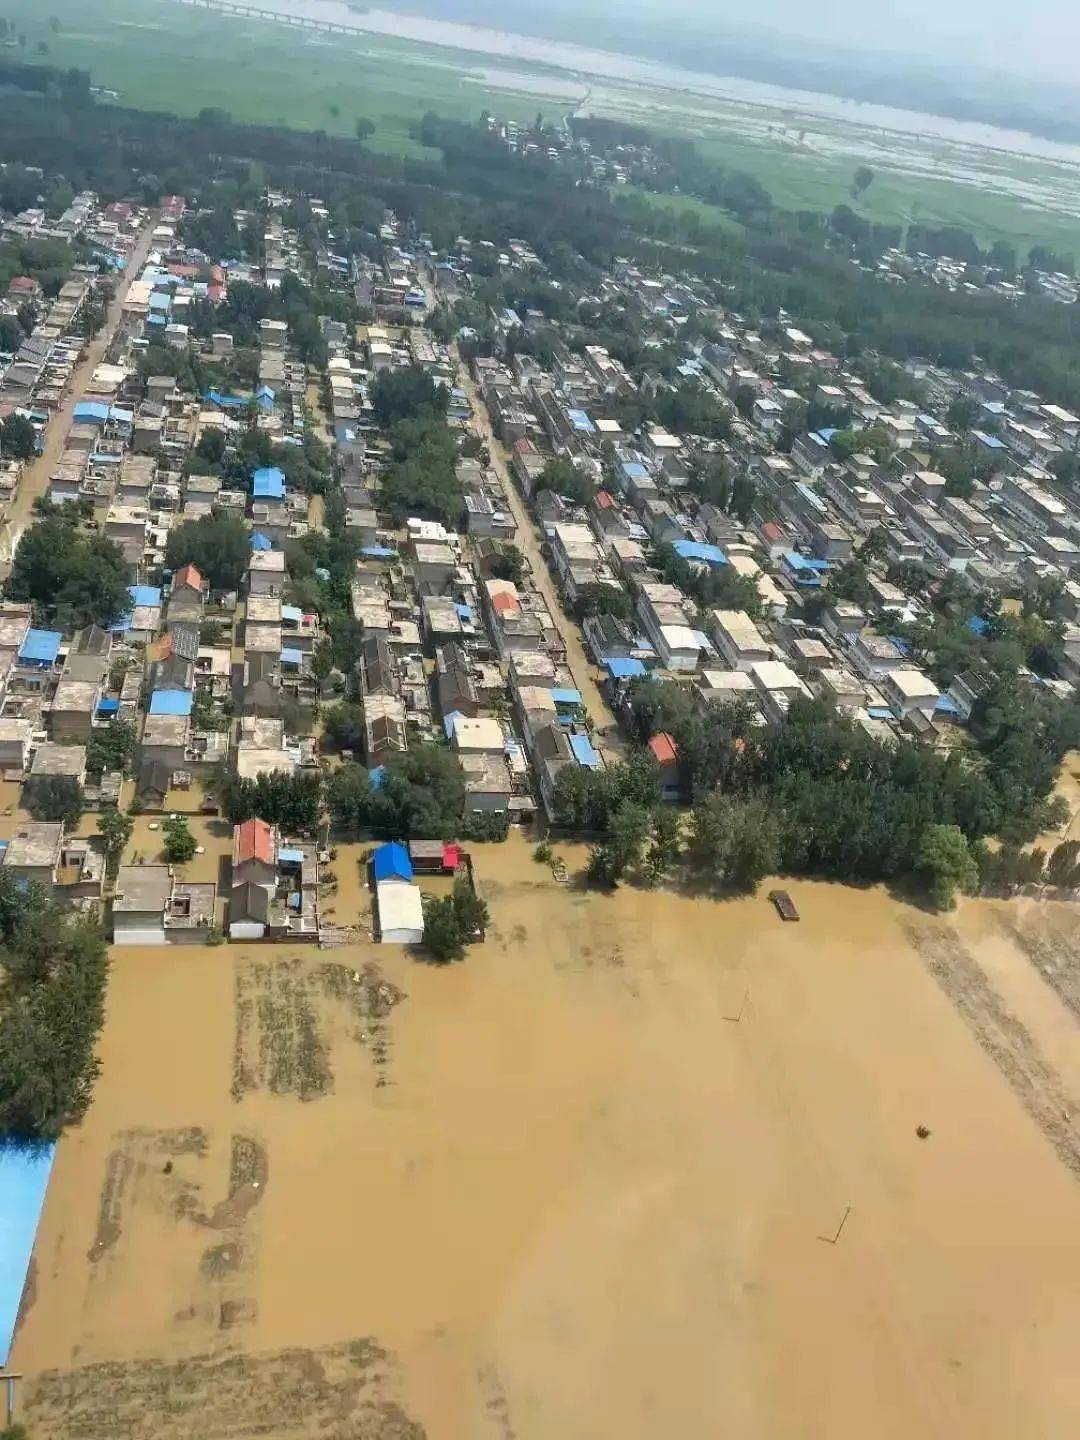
top-left (232, 818), bottom-right (275, 868)
top-left (173, 563), bottom-right (204, 593)
top-left (648, 732), bottom-right (678, 766)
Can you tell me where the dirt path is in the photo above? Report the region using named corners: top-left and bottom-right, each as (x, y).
top-left (0, 215), bottom-right (160, 574)
top-left (453, 357), bottom-right (624, 758)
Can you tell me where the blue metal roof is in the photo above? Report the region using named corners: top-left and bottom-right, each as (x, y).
top-left (206, 389), bottom-right (246, 409)
top-left (606, 657), bottom-right (646, 679)
top-left (129, 584), bottom-right (162, 608)
top-left (360, 545), bottom-right (397, 559)
top-left (97, 697), bottom-right (120, 715)
top-left (73, 400), bottom-right (110, 425)
top-left (252, 467), bottom-right (285, 499)
top-left (249, 530), bottom-right (273, 551)
top-left (373, 842), bottom-right (413, 882)
top-left (0, 1143), bottom-right (55, 1365)
top-left (569, 733), bottom-right (601, 769)
top-left (550, 688), bottom-right (582, 706)
top-left (148, 689), bottom-right (194, 716)
top-left (19, 629), bottom-right (62, 664)
top-left (674, 539), bottom-right (727, 567)
top-left (278, 846), bottom-right (304, 864)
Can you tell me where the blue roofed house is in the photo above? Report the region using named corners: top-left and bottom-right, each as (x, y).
top-left (18, 630), bottom-right (63, 668)
top-left (252, 467), bottom-right (286, 501)
top-left (373, 842), bottom-right (413, 884)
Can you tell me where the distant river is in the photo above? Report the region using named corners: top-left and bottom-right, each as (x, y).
top-left (243, 0), bottom-right (1080, 167)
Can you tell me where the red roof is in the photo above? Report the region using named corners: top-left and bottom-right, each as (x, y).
top-left (8, 275), bottom-right (39, 293)
top-left (761, 522), bottom-right (786, 542)
top-left (649, 732), bottom-right (678, 765)
top-left (513, 437), bottom-right (537, 456)
top-left (491, 591), bottom-right (519, 617)
top-left (233, 819), bottom-right (275, 867)
top-left (206, 284), bottom-right (225, 303)
top-left (174, 563), bottom-right (204, 592)
top-left (210, 265), bottom-right (225, 284)
top-left (595, 488), bottom-right (614, 509)
top-left (168, 263), bottom-right (198, 280)
top-left (443, 843), bottom-right (460, 871)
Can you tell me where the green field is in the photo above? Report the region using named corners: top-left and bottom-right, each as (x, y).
top-left (0, 0), bottom-right (556, 157)
top-left (5, 0), bottom-right (1080, 258)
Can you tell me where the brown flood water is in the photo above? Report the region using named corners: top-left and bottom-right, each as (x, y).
top-left (12, 834), bottom-right (1080, 1439)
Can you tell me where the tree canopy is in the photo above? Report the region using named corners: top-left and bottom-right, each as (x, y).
top-left (7, 516), bottom-right (129, 630)
top-left (165, 514), bottom-right (251, 590)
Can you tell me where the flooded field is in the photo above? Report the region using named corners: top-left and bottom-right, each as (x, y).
top-left (12, 835), bottom-right (1080, 1438)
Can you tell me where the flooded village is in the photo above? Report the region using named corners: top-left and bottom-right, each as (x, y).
top-left (3, 121), bottom-right (1080, 1437)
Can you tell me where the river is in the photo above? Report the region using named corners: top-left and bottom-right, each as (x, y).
top-left (230, 0), bottom-right (1080, 169)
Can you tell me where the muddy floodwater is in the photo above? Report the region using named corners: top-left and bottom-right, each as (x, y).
top-left (12, 835), bottom-right (1080, 1438)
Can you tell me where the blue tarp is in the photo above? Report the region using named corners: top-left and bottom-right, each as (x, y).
top-left (0, 1144), bottom-right (55, 1366)
top-left (360, 546), bottom-right (397, 559)
top-left (281, 648), bottom-right (303, 667)
top-left (249, 531), bottom-right (273, 551)
top-left (373, 842), bottom-right (413, 882)
top-left (129, 584), bottom-right (162, 608)
top-left (443, 709), bottom-right (464, 741)
top-left (369, 765), bottom-right (387, 790)
top-left (967, 615), bottom-right (990, 636)
top-left (19, 629), bottom-right (62, 665)
top-left (569, 733), bottom-right (601, 769)
top-left (281, 605), bottom-right (302, 623)
top-left (606, 657), bottom-right (646, 679)
top-left (97, 698), bottom-right (120, 715)
top-left (148, 690), bottom-right (194, 716)
top-left (252, 467), bottom-right (285, 500)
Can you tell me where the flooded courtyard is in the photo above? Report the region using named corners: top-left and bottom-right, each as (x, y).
top-left (11, 836), bottom-right (1080, 1437)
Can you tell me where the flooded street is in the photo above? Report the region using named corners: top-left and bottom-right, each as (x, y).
top-left (11, 835), bottom-right (1080, 1437)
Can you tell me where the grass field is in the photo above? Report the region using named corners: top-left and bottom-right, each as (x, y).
top-left (0, 0), bottom-right (553, 157)
top-left (5, 0), bottom-right (1080, 257)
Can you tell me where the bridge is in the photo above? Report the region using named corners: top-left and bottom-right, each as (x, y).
top-left (169, 0), bottom-right (372, 40)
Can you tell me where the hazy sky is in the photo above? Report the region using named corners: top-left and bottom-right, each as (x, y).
top-left (638, 0), bottom-right (1080, 81)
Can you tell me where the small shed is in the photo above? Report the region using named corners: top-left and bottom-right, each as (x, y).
top-left (376, 881), bottom-right (424, 945)
top-left (409, 839), bottom-right (460, 874)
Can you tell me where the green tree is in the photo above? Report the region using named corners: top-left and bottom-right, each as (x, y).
top-left (321, 702), bottom-right (366, 753)
top-left (370, 365), bottom-right (448, 429)
top-left (451, 874), bottom-right (488, 939)
top-left (488, 544), bottom-right (525, 583)
top-left (355, 117), bottom-right (375, 141)
top-left (1, 412), bottom-right (36, 459)
top-left (86, 719), bottom-right (136, 777)
top-left (23, 774), bottom-right (83, 826)
top-left (423, 894), bottom-right (467, 962)
top-left (7, 517), bottom-right (130, 630)
top-left (163, 815), bottom-right (197, 864)
top-left (96, 809), bottom-right (133, 866)
top-left (852, 165), bottom-right (875, 197)
top-left (916, 823), bottom-right (979, 910)
top-left (646, 807), bottom-right (682, 884)
top-left (165, 514), bottom-right (250, 590)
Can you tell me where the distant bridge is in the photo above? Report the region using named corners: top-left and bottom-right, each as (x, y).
top-left (169, 0), bottom-right (372, 40)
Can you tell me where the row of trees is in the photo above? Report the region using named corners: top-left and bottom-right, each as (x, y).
top-left (0, 872), bottom-right (109, 1142)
